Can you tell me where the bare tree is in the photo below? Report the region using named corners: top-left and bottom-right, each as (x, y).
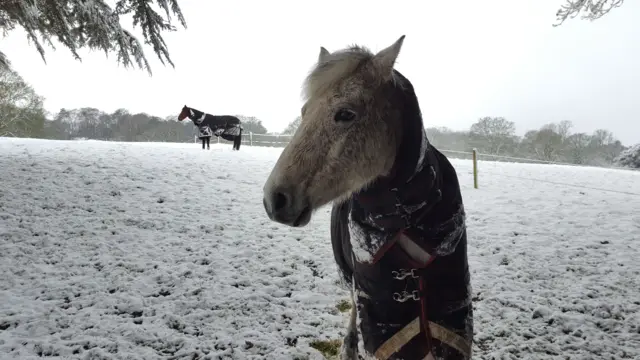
top-left (236, 115), bottom-right (268, 134)
top-left (282, 116), bottom-right (302, 135)
top-left (469, 116), bottom-right (517, 154)
top-left (555, 120), bottom-right (573, 141)
top-left (521, 127), bottom-right (564, 161)
top-left (565, 132), bottom-right (591, 164)
top-left (555, 0), bottom-right (624, 26)
top-left (0, 66), bottom-right (46, 137)
top-left (0, 0), bottom-right (186, 75)
top-left (589, 128), bottom-right (616, 147)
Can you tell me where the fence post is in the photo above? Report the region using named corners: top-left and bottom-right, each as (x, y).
top-left (472, 148), bottom-right (478, 189)
top-left (250, 132), bottom-right (253, 146)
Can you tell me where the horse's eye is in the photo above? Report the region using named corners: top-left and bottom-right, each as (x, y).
top-left (334, 109), bottom-right (357, 122)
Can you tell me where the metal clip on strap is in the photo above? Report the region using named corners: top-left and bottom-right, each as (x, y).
top-left (392, 290), bottom-right (420, 302)
top-left (391, 268), bottom-right (419, 280)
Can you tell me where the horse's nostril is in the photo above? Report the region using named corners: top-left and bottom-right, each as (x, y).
top-left (274, 191), bottom-right (289, 212)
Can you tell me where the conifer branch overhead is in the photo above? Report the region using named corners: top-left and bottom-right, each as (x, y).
top-left (0, 0), bottom-right (186, 75)
top-left (554, 0), bottom-right (624, 26)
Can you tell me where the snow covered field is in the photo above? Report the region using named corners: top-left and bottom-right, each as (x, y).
top-left (1, 137), bottom-right (639, 360)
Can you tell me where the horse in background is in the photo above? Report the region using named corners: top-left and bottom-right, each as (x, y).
top-left (262, 36), bottom-right (473, 359)
top-left (178, 105), bottom-right (243, 150)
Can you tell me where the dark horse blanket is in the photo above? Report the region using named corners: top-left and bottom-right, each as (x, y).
top-left (195, 114), bottom-right (242, 140)
top-left (331, 72), bottom-right (472, 359)
top-left (178, 106), bottom-right (242, 140)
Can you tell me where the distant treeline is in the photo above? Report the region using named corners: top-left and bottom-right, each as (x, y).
top-left (1, 65), bottom-right (638, 168)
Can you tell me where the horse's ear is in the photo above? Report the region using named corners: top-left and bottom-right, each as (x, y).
top-left (318, 46), bottom-right (330, 63)
top-left (373, 35), bottom-right (405, 77)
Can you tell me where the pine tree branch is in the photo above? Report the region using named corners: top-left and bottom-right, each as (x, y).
top-left (554, 0), bottom-right (624, 26)
top-left (0, 0), bottom-right (187, 75)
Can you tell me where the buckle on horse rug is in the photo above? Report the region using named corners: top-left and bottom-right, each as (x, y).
top-left (392, 290), bottom-right (420, 302)
top-left (391, 268), bottom-right (419, 280)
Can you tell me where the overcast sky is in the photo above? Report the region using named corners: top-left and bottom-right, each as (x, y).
top-left (3, 0), bottom-right (639, 145)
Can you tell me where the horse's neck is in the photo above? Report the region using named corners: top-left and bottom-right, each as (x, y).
top-left (365, 126), bottom-right (429, 192)
top-left (191, 111), bottom-right (206, 124)
top-left (350, 127), bottom-right (436, 222)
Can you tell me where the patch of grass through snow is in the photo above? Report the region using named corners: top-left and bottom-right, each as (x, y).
top-left (309, 339), bottom-right (341, 359)
top-left (336, 299), bottom-right (351, 312)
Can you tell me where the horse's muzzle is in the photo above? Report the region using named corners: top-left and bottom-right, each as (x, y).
top-left (262, 185), bottom-right (312, 227)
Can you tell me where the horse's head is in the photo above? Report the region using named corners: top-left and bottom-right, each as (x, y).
top-left (263, 36), bottom-right (409, 227)
top-left (178, 105), bottom-right (190, 121)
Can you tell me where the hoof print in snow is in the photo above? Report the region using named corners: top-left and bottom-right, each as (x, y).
top-left (245, 340), bottom-right (255, 349)
top-left (0, 322), bottom-right (11, 331)
top-left (109, 190), bottom-right (121, 196)
top-left (285, 337), bottom-right (298, 347)
top-left (532, 308), bottom-right (545, 319)
top-left (131, 310), bottom-right (143, 318)
top-left (600, 240), bottom-right (610, 244)
top-left (134, 318), bottom-right (143, 325)
top-left (157, 197), bottom-right (165, 203)
top-left (151, 289), bottom-right (171, 297)
top-left (499, 256), bottom-right (509, 266)
top-left (267, 233), bottom-right (273, 239)
top-left (304, 259), bottom-right (322, 278)
top-left (108, 288), bottom-right (117, 294)
top-left (191, 288), bottom-right (203, 296)
top-left (167, 317), bottom-right (186, 332)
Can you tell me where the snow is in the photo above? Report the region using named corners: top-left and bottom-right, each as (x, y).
top-left (1, 137), bottom-right (639, 359)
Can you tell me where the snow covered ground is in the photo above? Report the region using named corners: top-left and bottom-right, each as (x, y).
top-left (0, 137), bottom-right (639, 360)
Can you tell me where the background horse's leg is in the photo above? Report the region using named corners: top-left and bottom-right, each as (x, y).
top-left (235, 131), bottom-right (242, 150)
top-left (201, 138), bottom-right (205, 149)
top-left (340, 293), bottom-right (358, 360)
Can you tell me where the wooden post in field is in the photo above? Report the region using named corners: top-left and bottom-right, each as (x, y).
top-left (472, 148), bottom-right (478, 189)
top-left (250, 132), bottom-right (253, 146)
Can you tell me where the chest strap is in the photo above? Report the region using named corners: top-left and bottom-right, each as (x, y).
top-left (373, 315), bottom-right (472, 359)
top-left (373, 231), bottom-right (471, 359)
